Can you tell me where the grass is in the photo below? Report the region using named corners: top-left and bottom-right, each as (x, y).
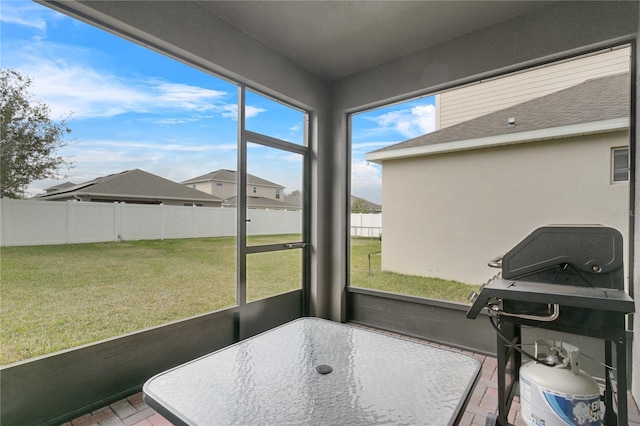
top-left (350, 237), bottom-right (481, 302)
top-left (1, 235), bottom-right (478, 365)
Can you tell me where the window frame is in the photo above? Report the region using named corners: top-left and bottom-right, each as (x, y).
top-left (612, 146), bottom-right (630, 183)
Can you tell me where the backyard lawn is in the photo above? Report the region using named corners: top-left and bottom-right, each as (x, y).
top-left (1, 235), bottom-right (478, 365)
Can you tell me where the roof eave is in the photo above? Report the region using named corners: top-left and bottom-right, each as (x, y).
top-left (365, 117), bottom-right (629, 163)
top-left (57, 192), bottom-right (222, 202)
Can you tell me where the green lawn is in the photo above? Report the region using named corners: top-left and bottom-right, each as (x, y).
top-left (350, 237), bottom-right (480, 302)
top-left (1, 235), bottom-right (478, 365)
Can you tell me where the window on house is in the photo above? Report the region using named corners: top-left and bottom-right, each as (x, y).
top-left (216, 182), bottom-right (223, 186)
top-left (612, 147), bottom-right (629, 182)
top-left (349, 45), bottom-right (632, 303)
top-left (275, 188), bottom-right (280, 199)
top-left (253, 186), bottom-right (257, 194)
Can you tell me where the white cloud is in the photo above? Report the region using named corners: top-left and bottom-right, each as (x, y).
top-left (149, 117), bottom-right (201, 125)
top-left (82, 140), bottom-right (237, 152)
top-left (23, 62), bottom-right (153, 119)
top-left (151, 80), bottom-right (226, 111)
top-left (3, 39), bottom-right (267, 122)
top-left (220, 105), bottom-right (267, 120)
top-left (367, 103), bottom-right (436, 139)
top-left (17, 60), bottom-right (231, 120)
top-left (352, 141), bottom-right (398, 155)
top-left (73, 149), bottom-right (162, 164)
top-left (0, 3), bottom-right (49, 31)
top-left (351, 160), bottom-right (382, 204)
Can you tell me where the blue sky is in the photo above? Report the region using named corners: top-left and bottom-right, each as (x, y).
top-left (1, 1), bottom-right (436, 204)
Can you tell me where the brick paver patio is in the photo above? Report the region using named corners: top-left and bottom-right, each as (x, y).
top-left (61, 326), bottom-right (640, 426)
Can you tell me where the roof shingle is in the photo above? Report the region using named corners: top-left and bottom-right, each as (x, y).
top-left (370, 73), bottom-right (629, 156)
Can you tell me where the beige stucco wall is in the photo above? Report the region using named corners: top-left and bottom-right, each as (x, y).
top-left (381, 131), bottom-right (630, 286)
top-left (190, 181), bottom-right (282, 201)
top-left (248, 185), bottom-right (282, 200)
top-left (439, 46), bottom-right (630, 129)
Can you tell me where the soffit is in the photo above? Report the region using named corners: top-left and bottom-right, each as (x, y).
top-left (195, 1), bottom-right (551, 81)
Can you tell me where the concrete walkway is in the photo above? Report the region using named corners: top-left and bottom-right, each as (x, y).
top-left (61, 327), bottom-right (640, 426)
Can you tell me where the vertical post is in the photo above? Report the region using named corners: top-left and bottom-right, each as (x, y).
top-left (616, 334), bottom-right (628, 426)
top-left (495, 319), bottom-right (520, 426)
top-left (66, 200), bottom-right (74, 244)
top-left (159, 203), bottom-right (165, 240)
top-left (0, 199), bottom-right (4, 247)
top-left (115, 202), bottom-right (123, 242)
top-left (301, 110), bottom-right (311, 317)
top-left (604, 340), bottom-right (615, 426)
top-left (237, 85), bottom-right (247, 309)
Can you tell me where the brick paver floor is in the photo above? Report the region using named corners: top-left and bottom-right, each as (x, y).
top-left (61, 327), bottom-right (640, 426)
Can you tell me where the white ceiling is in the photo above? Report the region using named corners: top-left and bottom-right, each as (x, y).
top-left (197, 1), bottom-right (551, 81)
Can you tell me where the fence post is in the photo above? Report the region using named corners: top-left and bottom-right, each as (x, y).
top-left (66, 200), bottom-right (74, 244)
top-left (192, 205), bottom-right (197, 238)
top-left (114, 202), bottom-right (123, 242)
top-left (160, 203), bottom-right (165, 240)
top-left (0, 199), bottom-right (5, 247)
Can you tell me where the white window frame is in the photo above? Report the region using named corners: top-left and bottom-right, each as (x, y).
top-left (612, 147), bottom-right (629, 183)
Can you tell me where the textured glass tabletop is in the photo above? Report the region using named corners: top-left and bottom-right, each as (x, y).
top-left (143, 318), bottom-right (480, 425)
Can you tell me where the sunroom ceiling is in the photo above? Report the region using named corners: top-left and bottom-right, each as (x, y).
top-left (196, 1), bottom-right (551, 81)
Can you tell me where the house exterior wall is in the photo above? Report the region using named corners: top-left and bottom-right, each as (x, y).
top-left (248, 185), bottom-right (282, 200)
top-left (188, 181), bottom-right (283, 201)
top-left (380, 131), bottom-right (629, 286)
top-left (439, 46), bottom-right (630, 129)
top-left (210, 181), bottom-right (236, 199)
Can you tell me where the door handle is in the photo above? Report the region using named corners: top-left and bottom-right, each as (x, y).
top-left (284, 242), bottom-right (306, 249)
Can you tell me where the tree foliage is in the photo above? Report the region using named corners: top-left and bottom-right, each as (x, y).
top-left (1, 69), bottom-right (72, 198)
top-left (351, 197), bottom-right (371, 214)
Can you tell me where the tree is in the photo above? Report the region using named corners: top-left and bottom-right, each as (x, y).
top-left (351, 197), bottom-right (371, 214)
top-left (1, 69), bottom-right (72, 198)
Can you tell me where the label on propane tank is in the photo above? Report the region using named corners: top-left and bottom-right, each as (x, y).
top-left (520, 376), bottom-right (600, 426)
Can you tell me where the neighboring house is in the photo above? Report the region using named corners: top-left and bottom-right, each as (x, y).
top-left (182, 169), bottom-right (300, 210)
top-left (284, 191), bottom-right (381, 213)
top-left (350, 195), bottom-right (382, 213)
top-left (36, 169), bottom-right (222, 207)
top-left (436, 45), bottom-right (630, 130)
top-left (366, 72), bottom-right (630, 285)
top-left (43, 182), bottom-right (77, 193)
top-left (221, 196), bottom-right (300, 210)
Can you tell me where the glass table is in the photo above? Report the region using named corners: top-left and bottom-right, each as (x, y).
top-left (143, 318), bottom-right (481, 425)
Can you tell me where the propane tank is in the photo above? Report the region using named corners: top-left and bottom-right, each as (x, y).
top-left (519, 340), bottom-right (600, 426)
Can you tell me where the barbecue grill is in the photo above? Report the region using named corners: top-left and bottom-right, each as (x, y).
top-left (467, 225), bottom-right (634, 426)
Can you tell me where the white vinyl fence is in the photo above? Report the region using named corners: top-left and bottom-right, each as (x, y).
top-left (350, 213), bottom-right (382, 238)
top-left (0, 199), bottom-right (382, 246)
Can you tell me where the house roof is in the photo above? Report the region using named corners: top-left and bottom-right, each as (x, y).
top-left (367, 73), bottom-right (629, 162)
top-left (223, 196), bottom-right (301, 210)
top-left (44, 182), bottom-right (77, 193)
top-left (36, 169), bottom-right (222, 202)
top-left (351, 195), bottom-right (382, 212)
top-left (181, 169), bottom-right (284, 189)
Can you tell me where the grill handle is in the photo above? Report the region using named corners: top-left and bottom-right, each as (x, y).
top-left (489, 303), bottom-right (560, 322)
top-left (488, 255), bottom-right (503, 269)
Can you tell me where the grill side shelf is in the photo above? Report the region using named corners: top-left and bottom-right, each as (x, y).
top-left (465, 278), bottom-right (634, 320)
